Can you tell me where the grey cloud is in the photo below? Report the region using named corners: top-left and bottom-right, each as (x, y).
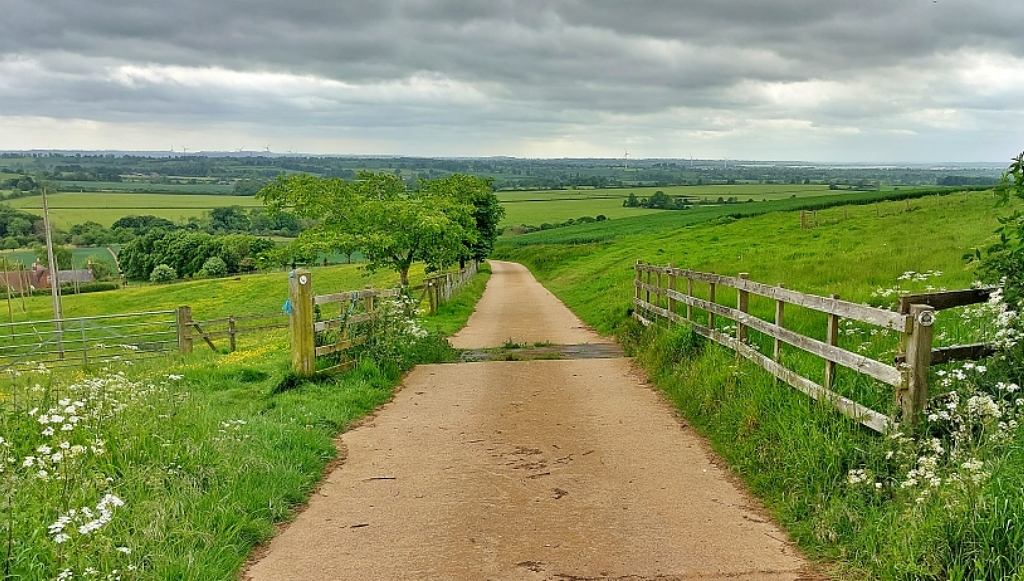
top-left (0, 0), bottom-right (1022, 159)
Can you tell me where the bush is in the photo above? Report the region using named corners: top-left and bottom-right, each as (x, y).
top-left (199, 256), bottom-right (227, 278)
top-left (149, 264), bottom-right (176, 284)
top-left (85, 255), bottom-right (118, 282)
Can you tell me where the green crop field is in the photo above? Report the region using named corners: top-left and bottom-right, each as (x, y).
top-left (495, 184), bottom-right (934, 228)
top-left (496, 182), bottom-right (834, 202)
top-left (1, 246), bottom-right (119, 268)
top-left (7, 192), bottom-right (264, 228)
top-left (494, 189), bottom-right (1024, 579)
top-left (57, 180), bottom-right (235, 194)
top-left (500, 197), bottom-right (662, 226)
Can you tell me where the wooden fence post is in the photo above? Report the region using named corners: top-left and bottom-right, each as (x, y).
top-left (708, 282), bottom-right (716, 330)
top-left (228, 316), bottom-right (237, 353)
top-left (656, 267), bottom-right (663, 309)
top-left (667, 264), bottom-right (676, 316)
top-left (773, 284), bottom-right (785, 361)
top-left (825, 294), bottom-right (839, 389)
top-left (645, 266), bottom-right (652, 305)
top-left (634, 261), bottom-right (642, 307)
top-left (364, 286), bottom-right (375, 315)
top-left (900, 304), bottom-right (935, 423)
top-left (686, 276), bottom-right (694, 321)
top-left (289, 269), bottom-right (315, 376)
top-left (177, 305), bottom-right (193, 354)
top-left (737, 273), bottom-right (749, 343)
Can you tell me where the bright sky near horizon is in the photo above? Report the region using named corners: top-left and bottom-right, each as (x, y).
top-left (1, 1), bottom-right (1022, 162)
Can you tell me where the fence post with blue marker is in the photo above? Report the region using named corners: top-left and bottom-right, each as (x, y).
top-left (288, 269), bottom-right (316, 376)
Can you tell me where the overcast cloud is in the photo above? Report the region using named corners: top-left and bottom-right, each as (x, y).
top-left (1, 0), bottom-right (1022, 161)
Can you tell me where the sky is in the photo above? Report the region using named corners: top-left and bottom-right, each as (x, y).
top-left (1, 0), bottom-right (1022, 162)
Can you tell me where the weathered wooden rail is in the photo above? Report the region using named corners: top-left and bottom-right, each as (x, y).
top-left (421, 261), bottom-right (479, 315)
top-left (633, 262), bottom-right (999, 433)
top-left (175, 308), bottom-right (288, 354)
top-left (288, 269), bottom-right (401, 376)
top-left (288, 262), bottom-right (481, 375)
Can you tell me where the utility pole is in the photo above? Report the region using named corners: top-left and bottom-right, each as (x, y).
top-left (41, 181), bottom-right (65, 359)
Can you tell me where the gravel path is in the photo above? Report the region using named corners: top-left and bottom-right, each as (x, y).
top-left (245, 261), bottom-right (814, 581)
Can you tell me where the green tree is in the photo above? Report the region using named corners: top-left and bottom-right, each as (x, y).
top-left (208, 206), bottom-right (251, 233)
top-left (258, 172), bottom-right (477, 285)
top-left (150, 263), bottom-right (176, 284)
top-left (33, 244), bottom-right (73, 269)
top-left (110, 215), bottom-right (177, 236)
top-left (85, 255), bottom-right (118, 282)
top-left (648, 191), bottom-right (670, 209)
top-left (419, 174), bottom-right (503, 265)
top-left (973, 152), bottom-right (1024, 304)
top-left (200, 256), bottom-right (228, 278)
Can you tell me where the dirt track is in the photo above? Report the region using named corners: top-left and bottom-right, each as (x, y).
top-left (246, 261), bottom-right (812, 581)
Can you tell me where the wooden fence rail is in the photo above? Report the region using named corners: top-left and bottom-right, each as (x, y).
top-left (288, 263), bottom-right (481, 375)
top-left (176, 307), bottom-right (288, 354)
top-left (422, 261), bottom-right (479, 315)
top-left (633, 261), bottom-right (999, 433)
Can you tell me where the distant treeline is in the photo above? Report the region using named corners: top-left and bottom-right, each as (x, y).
top-left (0, 203), bottom-right (301, 251)
top-left (0, 152), bottom-right (1004, 195)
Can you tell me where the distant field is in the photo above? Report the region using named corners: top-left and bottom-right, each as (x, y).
top-left (57, 180), bottom-right (235, 194)
top-left (501, 198), bottom-right (662, 226)
top-left (497, 184), bottom-right (867, 227)
top-left (7, 192), bottom-right (264, 228)
top-left (2, 183), bottom-right (920, 231)
top-left (496, 183), bottom-right (833, 203)
top-left (1, 246), bottom-right (120, 268)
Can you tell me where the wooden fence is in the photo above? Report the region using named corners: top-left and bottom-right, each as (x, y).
top-left (288, 262), bottom-right (481, 375)
top-left (633, 261), bottom-right (998, 433)
top-left (176, 308), bottom-right (288, 354)
top-left (420, 261), bottom-right (479, 315)
top-left (288, 269), bottom-right (400, 376)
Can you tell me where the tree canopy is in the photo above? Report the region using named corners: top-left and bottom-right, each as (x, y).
top-left (258, 172), bottom-right (502, 285)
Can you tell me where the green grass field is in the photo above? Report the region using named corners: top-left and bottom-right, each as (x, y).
top-left (496, 183), bottom-right (843, 227)
top-left (57, 180), bottom-right (235, 194)
top-left (497, 182), bottom-right (833, 202)
top-left (7, 192), bottom-right (264, 228)
top-left (500, 197), bottom-right (663, 226)
top-left (494, 189), bottom-right (1024, 579)
top-left (0, 262), bottom-right (431, 324)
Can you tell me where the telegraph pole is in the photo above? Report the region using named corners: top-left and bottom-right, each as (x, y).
top-left (41, 181), bottom-right (65, 359)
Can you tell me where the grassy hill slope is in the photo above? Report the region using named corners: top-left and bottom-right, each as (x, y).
top-left (495, 190), bottom-right (1024, 580)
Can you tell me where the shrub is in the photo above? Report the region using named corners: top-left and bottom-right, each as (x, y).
top-left (200, 256), bottom-right (227, 278)
top-left (85, 255), bottom-right (118, 282)
top-left (149, 264), bottom-right (176, 284)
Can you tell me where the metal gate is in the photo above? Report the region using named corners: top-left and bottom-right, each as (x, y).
top-left (0, 310), bottom-right (178, 373)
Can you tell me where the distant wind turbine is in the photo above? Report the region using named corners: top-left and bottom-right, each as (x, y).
top-left (624, 150), bottom-right (630, 171)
